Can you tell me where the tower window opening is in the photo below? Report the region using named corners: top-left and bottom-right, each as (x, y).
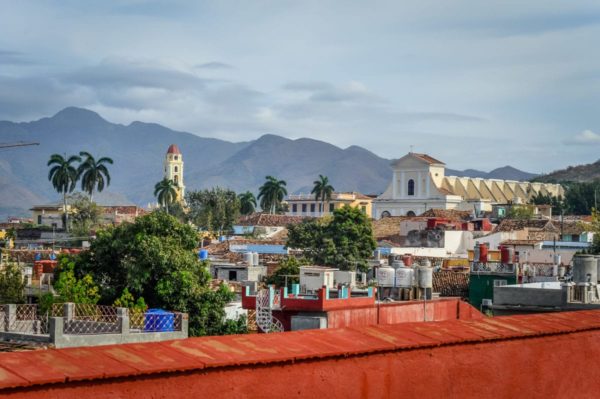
top-left (408, 179), bottom-right (415, 196)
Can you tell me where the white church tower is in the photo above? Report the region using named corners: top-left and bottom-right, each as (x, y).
top-left (164, 144), bottom-right (185, 202)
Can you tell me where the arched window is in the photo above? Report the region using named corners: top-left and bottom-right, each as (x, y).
top-left (174, 156), bottom-right (178, 161)
top-left (174, 166), bottom-right (178, 172)
top-left (381, 211), bottom-right (391, 218)
top-left (408, 179), bottom-right (415, 196)
top-left (174, 175), bottom-right (179, 184)
top-left (406, 211), bottom-right (416, 217)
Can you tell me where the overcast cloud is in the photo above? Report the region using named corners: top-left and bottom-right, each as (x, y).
top-left (1, 0), bottom-right (600, 172)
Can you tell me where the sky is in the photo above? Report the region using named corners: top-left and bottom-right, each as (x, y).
top-left (1, 0), bottom-right (600, 173)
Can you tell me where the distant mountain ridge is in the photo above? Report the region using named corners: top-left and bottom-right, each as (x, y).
top-left (533, 160), bottom-right (600, 183)
top-left (0, 107), bottom-right (538, 218)
top-left (446, 165), bottom-right (538, 181)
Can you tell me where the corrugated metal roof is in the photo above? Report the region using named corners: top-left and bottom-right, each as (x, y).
top-left (2, 310), bottom-right (600, 391)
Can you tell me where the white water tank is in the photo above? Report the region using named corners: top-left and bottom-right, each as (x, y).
top-left (395, 267), bottom-right (414, 288)
top-left (572, 255), bottom-right (597, 284)
top-left (243, 252), bottom-right (253, 265)
top-left (391, 260), bottom-right (405, 269)
top-left (377, 265), bottom-right (395, 287)
top-left (554, 254), bottom-right (562, 266)
top-left (252, 252), bottom-right (259, 266)
top-left (417, 266), bottom-right (433, 288)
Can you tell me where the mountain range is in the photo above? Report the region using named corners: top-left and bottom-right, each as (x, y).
top-left (533, 160), bottom-right (600, 183)
top-left (0, 107), bottom-right (538, 218)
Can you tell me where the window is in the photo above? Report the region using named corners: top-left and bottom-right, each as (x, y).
top-left (572, 234), bottom-right (580, 242)
top-left (493, 280), bottom-right (507, 287)
top-left (407, 179), bottom-right (415, 196)
top-left (406, 211), bottom-right (416, 217)
top-left (381, 211), bottom-right (391, 218)
top-left (174, 155), bottom-right (178, 161)
top-left (329, 203), bottom-right (335, 212)
top-left (310, 204), bottom-right (315, 212)
top-left (292, 204), bottom-right (297, 213)
top-left (361, 206), bottom-right (367, 214)
top-left (37, 215), bottom-right (42, 225)
top-left (174, 175), bottom-right (179, 184)
top-left (174, 166), bottom-right (178, 172)
top-left (228, 270), bottom-right (238, 281)
top-left (302, 204), bottom-right (307, 213)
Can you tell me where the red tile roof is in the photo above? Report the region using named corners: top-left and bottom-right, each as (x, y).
top-left (236, 213), bottom-right (309, 227)
top-left (412, 153), bottom-right (445, 165)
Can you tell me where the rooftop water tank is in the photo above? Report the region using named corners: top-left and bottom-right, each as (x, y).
top-left (473, 242), bottom-right (480, 262)
top-left (395, 267), bottom-right (414, 288)
top-left (417, 266), bottom-right (433, 288)
top-left (421, 258), bottom-right (432, 268)
top-left (554, 254), bottom-right (562, 266)
top-left (391, 260), bottom-right (405, 269)
top-left (243, 252), bottom-right (253, 265)
top-left (572, 255), bottom-right (597, 284)
top-left (252, 252), bottom-right (259, 266)
top-left (402, 255), bottom-right (413, 267)
top-left (479, 244), bottom-right (488, 263)
top-left (198, 249), bottom-right (208, 260)
top-left (376, 265), bottom-right (395, 287)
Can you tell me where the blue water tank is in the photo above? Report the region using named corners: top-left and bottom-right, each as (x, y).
top-left (34, 253), bottom-right (42, 261)
top-left (49, 253), bottom-right (57, 260)
top-left (144, 309), bottom-right (174, 332)
top-left (198, 249), bottom-right (209, 260)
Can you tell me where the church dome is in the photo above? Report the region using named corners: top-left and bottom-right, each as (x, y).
top-left (166, 144), bottom-right (181, 154)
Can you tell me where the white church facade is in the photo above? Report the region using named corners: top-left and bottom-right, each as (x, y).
top-left (372, 153), bottom-right (564, 219)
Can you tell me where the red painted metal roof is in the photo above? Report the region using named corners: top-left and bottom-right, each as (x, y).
top-left (3, 310), bottom-right (600, 391)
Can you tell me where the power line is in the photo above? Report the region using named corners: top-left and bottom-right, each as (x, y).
top-left (0, 141), bottom-right (40, 149)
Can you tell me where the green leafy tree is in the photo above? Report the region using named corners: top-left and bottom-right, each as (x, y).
top-left (258, 176), bottom-right (287, 214)
top-left (50, 254), bottom-right (100, 304)
top-left (77, 212), bottom-right (244, 336)
top-left (530, 192), bottom-right (564, 215)
top-left (266, 256), bottom-right (309, 288)
top-left (186, 188), bottom-right (240, 235)
top-left (311, 174), bottom-right (334, 214)
top-left (287, 205), bottom-right (376, 272)
top-left (562, 181), bottom-right (600, 215)
top-left (77, 152), bottom-right (113, 201)
top-left (154, 178), bottom-right (178, 213)
top-left (588, 209), bottom-right (600, 254)
top-left (69, 193), bottom-right (101, 240)
top-left (0, 263), bottom-right (26, 303)
top-left (113, 288), bottom-right (147, 310)
top-left (238, 191), bottom-right (257, 215)
top-left (507, 205), bottom-right (534, 220)
top-left (47, 153), bottom-right (81, 231)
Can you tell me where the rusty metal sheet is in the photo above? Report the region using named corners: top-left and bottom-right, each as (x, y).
top-left (546, 311), bottom-right (600, 329)
top-left (0, 366), bottom-right (29, 390)
top-left (399, 322), bottom-right (475, 343)
top-left (59, 346), bottom-right (140, 378)
top-left (0, 350), bottom-right (98, 386)
top-left (93, 342), bottom-right (204, 374)
top-left (479, 318), bottom-right (537, 336)
top-left (353, 324), bottom-right (441, 349)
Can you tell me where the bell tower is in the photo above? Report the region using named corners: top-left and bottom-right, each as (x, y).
top-left (164, 144), bottom-right (185, 201)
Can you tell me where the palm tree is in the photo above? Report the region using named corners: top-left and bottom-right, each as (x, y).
top-left (238, 191), bottom-right (257, 215)
top-left (154, 178), bottom-right (178, 213)
top-left (311, 174), bottom-right (335, 215)
top-left (47, 153), bottom-right (81, 231)
top-left (77, 151), bottom-right (113, 201)
top-left (257, 176), bottom-right (287, 214)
